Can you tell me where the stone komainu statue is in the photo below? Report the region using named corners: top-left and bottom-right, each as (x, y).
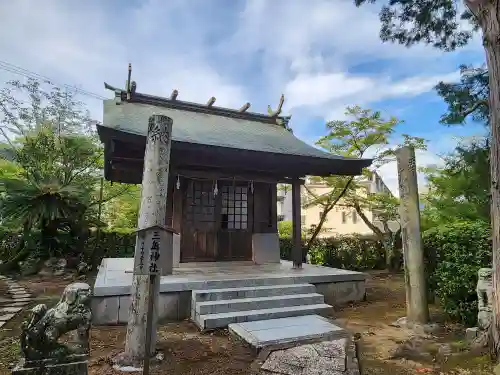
top-left (20, 282), bottom-right (92, 361)
top-left (473, 268), bottom-right (493, 348)
top-left (477, 268), bottom-right (493, 331)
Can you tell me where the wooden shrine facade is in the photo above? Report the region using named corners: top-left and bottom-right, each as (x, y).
top-left (97, 82), bottom-right (371, 267)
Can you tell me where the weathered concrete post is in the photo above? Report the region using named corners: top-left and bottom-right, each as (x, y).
top-left (396, 146), bottom-right (429, 324)
top-left (118, 114), bottom-right (173, 367)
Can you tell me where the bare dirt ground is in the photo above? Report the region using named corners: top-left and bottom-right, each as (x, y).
top-left (0, 271), bottom-right (495, 375)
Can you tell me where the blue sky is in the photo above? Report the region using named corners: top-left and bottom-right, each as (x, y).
top-left (0, 0), bottom-right (488, 194)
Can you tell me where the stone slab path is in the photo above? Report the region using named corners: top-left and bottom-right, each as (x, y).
top-left (0, 275), bottom-right (32, 329)
top-left (229, 315), bottom-right (360, 374)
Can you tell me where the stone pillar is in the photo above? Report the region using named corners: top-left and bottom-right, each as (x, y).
top-left (291, 179), bottom-right (302, 269)
top-left (396, 146), bottom-right (429, 324)
top-left (120, 114), bottom-right (173, 366)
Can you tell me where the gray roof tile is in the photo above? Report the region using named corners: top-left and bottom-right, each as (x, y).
top-left (102, 100), bottom-right (364, 163)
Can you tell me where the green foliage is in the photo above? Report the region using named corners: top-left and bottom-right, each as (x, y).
top-left (0, 79), bottom-right (133, 267)
top-left (278, 220), bottom-right (293, 238)
top-left (102, 184), bottom-right (140, 229)
top-left (435, 65), bottom-right (489, 126)
top-left (280, 235), bottom-right (386, 271)
top-left (422, 139), bottom-right (490, 227)
top-left (0, 228), bottom-right (136, 269)
top-left (423, 221), bottom-right (491, 325)
top-left (354, 0), bottom-right (475, 52)
top-left (305, 106), bottom-right (421, 263)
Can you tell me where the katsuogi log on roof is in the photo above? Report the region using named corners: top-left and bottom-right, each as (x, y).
top-left (97, 83), bottom-right (372, 184)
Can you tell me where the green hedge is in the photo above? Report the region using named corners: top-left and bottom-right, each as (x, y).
top-left (1, 221), bottom-right (493, 327)
top-left (0, 228), bottom-right (136, 269)
top-left (280, 235), bottom-right (386, 271)
top-left (422, 221), bottom-right (491, 326)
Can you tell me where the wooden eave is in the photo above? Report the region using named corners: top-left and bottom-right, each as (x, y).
top-left (97, 125), bottom-right (372, 184)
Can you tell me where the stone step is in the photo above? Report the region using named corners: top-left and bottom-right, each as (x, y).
top-left (192, 283), bottom-right (317, 303)
top-left (195, 293), bottom-right (325, 315)
top-left (228, 315), bottom-right (347, 350)
top-left (196, 303), bottom-right (333, 330)
top-left (187, 276), bottom-right (310, 291)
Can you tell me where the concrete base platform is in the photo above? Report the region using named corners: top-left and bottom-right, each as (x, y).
top-left (228, 315), bottom-right (347, 350)
top-left (92, 258), bottom-right (366, 325)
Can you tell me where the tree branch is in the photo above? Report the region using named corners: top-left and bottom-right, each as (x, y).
top-left (461, 99), bottom-right (489, 118)
top-left (305, 176), bottom-right (355, 250)
top-left (353, 202), bottom-right (384, 239)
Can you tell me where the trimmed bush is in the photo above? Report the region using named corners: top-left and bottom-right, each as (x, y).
top-left (0, 228), bottom-right (136, 269)
top-left (280, 235), bottom-right (386, 271)
top-left (423, 221), bottom-right (491, 326)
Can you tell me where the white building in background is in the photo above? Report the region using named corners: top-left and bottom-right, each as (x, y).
top-left (277, 171), bottom-right (398, 236)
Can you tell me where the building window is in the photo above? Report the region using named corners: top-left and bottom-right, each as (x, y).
top-left (277, 214), bottom-right (285, 222)
top-left (352, 211), bottom-right (358, 224)
top-left (221, 185), bottom-right (248, 230)
top-left (341, 211), bottom-right (347, 224)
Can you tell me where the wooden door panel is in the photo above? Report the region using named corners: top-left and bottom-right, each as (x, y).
top-left (181, 180), bottom-right (218, 262)
top-left (218, 183), bottom-right (253, 260)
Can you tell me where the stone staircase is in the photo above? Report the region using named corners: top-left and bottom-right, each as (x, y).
top-left (191, 283), bottom-right (332, 330)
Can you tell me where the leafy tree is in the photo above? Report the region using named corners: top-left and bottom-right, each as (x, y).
top-left (304, 106), bottom-right (425, 270)
top-left (422, 139), bottom-right (490, 226)
top-left (0, 79), bottom-right (131, 270)
top-left (354, 0), bottom-right (500, 354)
top-left (102, 184), bottom-right (141, 229)
top-left (436, 64), bottom-right (489, 125)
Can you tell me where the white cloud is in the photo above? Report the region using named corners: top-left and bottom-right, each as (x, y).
top-left (0, 0), bottom-right (484, 188)
top-left (284, 70), bottom-right (461, 122)
top-left (0, 0), bottom-right (476, 122)
top-left (0, 0), bottom-right (247, 121)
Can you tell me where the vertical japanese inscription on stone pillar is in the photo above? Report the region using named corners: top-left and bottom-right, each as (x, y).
top-left (396, 146), bottom-right (429, 324)
top-left (119, 114), bottom-right (173, 367)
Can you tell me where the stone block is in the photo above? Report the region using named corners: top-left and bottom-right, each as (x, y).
top-left (0, 306), bottom-right (22, 313)
top-left (466, 327), bottom-right (479, 342)
top-left (177, 291), bottom-right (191, 320)
top-left (252, 233), bottom-right (280, 264)
top-left (315, 281), bottom-right (365, 306)
top-left (0, 313), bottom-right (15, 321)
top-left (10, 298), bottom-right (31, 303)
top-left (157, 293), bottom-right (179, 321)
top-left (91, 297), bottom-right (119, 325)
top-left (12, 293), bottom-right (31, 300)
top-left (260, 338), bottom-right (349, 374)
top-left (12, 358), bottom-right (88, 375)
top-left (229, 315), bottom-right (346, 350)
top-left (117, 296), bottom-right (131, 324)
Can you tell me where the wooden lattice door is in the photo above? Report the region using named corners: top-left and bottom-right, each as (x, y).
top-left (217, 183), bottom-right (253, 260)
top-left (181, 180), bottom-right (218, 262)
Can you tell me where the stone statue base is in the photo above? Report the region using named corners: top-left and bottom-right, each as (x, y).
top-left (12, 354), bottom-right (88, 375)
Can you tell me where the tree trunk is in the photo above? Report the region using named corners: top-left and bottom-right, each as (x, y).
top-left (471, 0), bottom-right (500, 359)
top-left (485, 7), bottom-right (500, 360)
top-left (305, 177), bottom-right (354, 250)
top-left (353, 203), bottom-right (396, 271)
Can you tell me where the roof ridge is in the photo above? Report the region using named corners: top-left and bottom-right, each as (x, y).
top-left (104, 82), bottom-right (291, 126)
